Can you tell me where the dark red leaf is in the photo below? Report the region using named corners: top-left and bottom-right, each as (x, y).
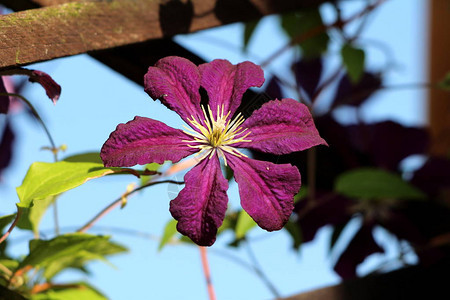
top-left (0, 120), bottom-right (15, 176)
top-left (295, 193), bottom-right (352, 243)
top-left (330, 72), bottom-right (381, 109)
top-left (346, 121), bottom-right (429, 171)
top-left (292, 57), bottom-right (323, 101)
top-left (411, 157), bottom-right (450, 199)
top-left (0, 77), bottom-right (9, 114)
top-left (264, 76), bottom-right (283, 100)
top-left (334, 223), bottom-right (384, 279)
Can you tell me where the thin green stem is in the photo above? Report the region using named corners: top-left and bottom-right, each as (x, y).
top-left (261, 0), bottom-right (387, 68)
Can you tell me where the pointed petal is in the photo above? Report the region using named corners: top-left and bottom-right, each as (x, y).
top-left (144, 56), bottom-right (203, 124)
top-left (199, 59), bottom-right (264, 119)
top-left (228, 155), bottom-right (300, 231)
top-left (170, 156), bottom-right (228, 246)
top-left (28, 70), bottom-right (61, 104)
top-left (235, 98), bottom-right (327, 154)
top-left (101, 116), bottom-right (196, 167)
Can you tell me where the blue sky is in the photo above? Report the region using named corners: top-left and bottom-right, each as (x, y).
top-left (1, 0), bottom-right (426, 299)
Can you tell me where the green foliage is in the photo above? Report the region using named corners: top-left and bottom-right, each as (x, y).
top-left (235, 210), bottom-right (257, 240)
top-left (341, 44), bottom-right (365, 83)
top-left (284, 220), bottom-right (302, 250)
top-left (17, 196), bottom-right (56, 235)
top-left (16, 160), bottom-right (136, 209)
top-left (158, 219), bottom-right (178, 251)
top-left (294, 186), bottom-right (308, 204)
top-left (335, 168), bottom-right (426, 200)
top-left (30, 283), bottom-right (107, 300)
top-left (18, 233), bottom-right (127, 280)
top-left (438, 71), bottom-right (450, 91)
top-left (281, 9), bottom-right (329, 58)
top-left (243, 19), bottom-right (260, 51)
top-left (63, 152), bottom-right (103, 163)
top-left (0, 214), bottom-right (16, 232)
top-left (329, 222), bottom-right (347, 252)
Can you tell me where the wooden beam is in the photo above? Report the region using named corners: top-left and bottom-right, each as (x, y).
top-left (282, 259), bottom-right (450, 300)
top-left (0, 0), bottom-right (321, 70)
top-left (428, 0), bottom-right (450, 156)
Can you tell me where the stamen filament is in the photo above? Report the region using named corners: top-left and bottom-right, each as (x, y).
top-left (183, 104), bottom-right (251, 164)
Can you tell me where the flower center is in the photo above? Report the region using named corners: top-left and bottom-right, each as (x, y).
top-left (183, 105), bottom-right (251, 165)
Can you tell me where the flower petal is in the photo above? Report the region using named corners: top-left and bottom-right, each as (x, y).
top-left (227, 155), bottom-right (300, 231)
top-left (170, 155), bottom-right (228, 246)
top-left (199, 59), bottom-right (264, 119)
top-left (28, 70), bottom-right (61, 104)
top-left (235, 98), bottom-right (327, 155)
top-left (144, 56), bottom-right (203, 124)
top-left (101, 116), bottom-right (196, 167)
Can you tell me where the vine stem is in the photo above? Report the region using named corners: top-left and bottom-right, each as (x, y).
top-left (199, 246), bottom-right (216, 300)
top-left (260, 0), bottom-right (387, 68)
top-left (0, 208), bottom-right (22, 245)
top-left (77, 180), bottom-right (184, 233)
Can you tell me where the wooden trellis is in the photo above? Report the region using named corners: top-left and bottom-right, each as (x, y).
top-left (1, 1), bottom-right (449, 299)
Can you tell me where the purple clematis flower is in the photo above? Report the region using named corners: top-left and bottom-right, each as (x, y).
top-left (101, 56), bottom-right (326, 246)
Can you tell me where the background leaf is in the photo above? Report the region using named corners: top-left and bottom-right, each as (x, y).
top-left (243, 19), bottom-right (260, 51)
top-left (235, 210), bottom-right (257, 240)
top-left (335, 168), bottom-right (426, 200)
top-left (16, 196), bottom-right (56, 235)
top-left (16, 161), bottom-right (136, 208)
top-left (18, 233), bottom-right (127, 280)
top-left (341, 44), bottom-right (365, 83)
top-left (437, 71), bottom-right (450, 91)
top-left (158, 219), bottom-right (178, 251)
top-left (281, 9), bottom-right (329, 58)
top-left (30, 282), bottom-right (106, 300)
top-left (0, 214), bottom-right (15, 232)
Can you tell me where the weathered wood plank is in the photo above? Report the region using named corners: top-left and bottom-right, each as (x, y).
top-left (282, 259), bottom-right (450, 300)
top-left (0, 0), bottom-right (317, 70)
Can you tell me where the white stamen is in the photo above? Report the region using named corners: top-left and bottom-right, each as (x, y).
top-left (183, 104), bottom-right (251, 165)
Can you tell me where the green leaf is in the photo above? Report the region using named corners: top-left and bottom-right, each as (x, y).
top-left (158, 219), bottom-right (178, 252)
top-left (438, 71), bottom-right (450, 91)
top-left (341, 44), bottom-right (365, 83)
top-left (294, 186), bottom-right (308, 204)
top-left (0, 214), bottom-right (16, 233)
top-left (16, 196), bottom-right (56, 235)
top-left (243, 19), bottom-right (260, 51)
top-left (224, 165), bottom-right (234, 181)
top-left (329, 222), bottom-right (347, 252)
top-left (281, 9), bottom-right (329, 58)
top-left (335, 168), bottom-right (426, 200)
top-left (16, 161), bottom-right (136, 208)
top-left (235, 210), bottom-right (257, 239)
top-left (30, 282), bottom-right (107, 300)
top-left (284, 219), bottom-right (302, 250)
top-left (63, 152), bottom-right (103, 163)
top-left (18, 233), bottom-right (127, 280)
